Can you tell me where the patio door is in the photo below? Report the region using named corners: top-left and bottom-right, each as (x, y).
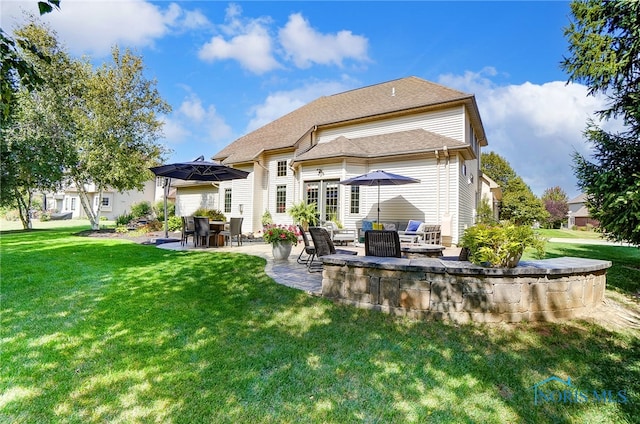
top-left (304, 180), bottom-right (340, 223)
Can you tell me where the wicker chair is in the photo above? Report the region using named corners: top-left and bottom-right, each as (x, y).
top-left (296, 225), bottom-right (317, 266)
top-left (194, 216), bottom-right (216, 247)
top-left (181, 216), bottom-right (195, 246)
top-left (365, 230), bottom-right (401, 258)
top-left (220, 217), bottom-right (243, 247)
top-left (308, 227), bottom-right (357, 272)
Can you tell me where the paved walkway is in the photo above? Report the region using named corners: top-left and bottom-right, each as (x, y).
top-left (157, 240), bottom-right (461, 295)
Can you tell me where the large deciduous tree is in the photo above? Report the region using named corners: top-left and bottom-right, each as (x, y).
top-left (2, 21), bottom-right (170, 230)
top-left (562, 0), bottom-right (640, 245)
top-left (481, 152), bottom-right (548, 225)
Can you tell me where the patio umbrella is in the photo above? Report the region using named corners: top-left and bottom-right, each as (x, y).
top-left (149, 156), bottom-right (249, 239)
top-left (339, 170), bottom-right (420, 223)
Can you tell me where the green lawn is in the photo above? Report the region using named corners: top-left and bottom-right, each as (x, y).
top-left (536, 228), bottom-right (605, 240)
top-left (1, 225), bottom-right (639, 423)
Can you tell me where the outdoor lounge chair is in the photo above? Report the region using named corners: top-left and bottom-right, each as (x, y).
top-left (308, 227), bottom-right (357, 272)
top-left (296, 225), bottom-right (317, 266)
top-left (220, 217), bottom-right (243, 247)
top-left (365, 230), bottom-right (401, 257)
top-left (181, 216), bottom-right (195, 246)
top-left (324, 221), bottom-right (357, 245)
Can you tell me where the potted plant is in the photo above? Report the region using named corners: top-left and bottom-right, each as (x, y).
top-left (460, 222), bottom-right (545, 268)
top-left (263, 224), bottom-right (299, 260)
top-left (287, 201), bottom-right (318, 231)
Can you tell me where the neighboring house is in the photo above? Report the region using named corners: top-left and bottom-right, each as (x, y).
top-left (52, 180), bottom-right (161, 220)
top-left (568, 193), bottom-right (599, 228)
top-left (480, 173), bottom-right (502, 221)
top-left (198, 76), bottom-right (488, 246)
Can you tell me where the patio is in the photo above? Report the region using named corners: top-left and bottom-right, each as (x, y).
top-left (156, 239), bottom-right (461, 294)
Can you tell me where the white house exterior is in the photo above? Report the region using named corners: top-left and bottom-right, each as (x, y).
top-left (54, 180), bottom-right (159, 220)
top-left (204, 77), bottom-right (489, 246)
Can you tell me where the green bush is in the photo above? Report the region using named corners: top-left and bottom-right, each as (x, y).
top-left (115, 213), bottom-right (135, 226)
top-left (154, 200), bottom-right (175, 217)
top-left (131, 201), bottom-right (152, 219)
top-left (460, 223), bottom-right (546, 268)
top-left (193, 208), bottom-right (226, 221)
top-left (39, 212), bottom-right (51, 222)
top-left (261, 210), bottom-right (273, 226)
top-left (168, 215), bottom-right (182, 231)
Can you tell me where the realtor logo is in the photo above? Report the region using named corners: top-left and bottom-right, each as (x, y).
top-left (532, 375), bottom-right (629, 405)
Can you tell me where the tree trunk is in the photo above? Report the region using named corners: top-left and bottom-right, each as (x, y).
top-left (14, 188), bottom-right (32, 230)
top-left (74, 180), bottom-right (99, 230)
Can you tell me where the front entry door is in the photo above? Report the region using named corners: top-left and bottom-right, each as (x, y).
top-left (304, 180), bottom-right (339, 223)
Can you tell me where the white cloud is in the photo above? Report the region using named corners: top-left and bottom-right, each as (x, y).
top-left (438, 69), bottom-right (611, 198)
top-left (161, 92), bottom-right (233, 157)
top-left (1, 0), bottom-right (209, 57)
top-left (246, 78), bottom-right (357, 132)
top-left (278, 13), bottom-right (369, 68)
top-left (197, 4), bottom-right (280, 74)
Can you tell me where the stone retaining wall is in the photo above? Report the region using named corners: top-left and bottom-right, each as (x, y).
top-left (320, 256), bottom-right (611, 323)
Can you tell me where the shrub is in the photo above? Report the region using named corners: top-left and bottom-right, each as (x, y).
top-left (154, 200), bottom-right (175, 217)
top-left (460, 222), bottom-right (546, 268)
top-left (168, 215), bottom-right (182, 231)
top-left (115, 225), bottom-right (129, 234)
top-left (115, 213), bottom-right (135, 226)
top-left (39, 212), bottom-right (51, 222)
top-left (261, 210), bottom-right (273, 226)
top-left (140, 219), bottom-right (163, 233)
top-left (193, 208), bottom-right (226, 221)
top-left (131, 201), bottom-right (152, 219)
top-left (287, 201), bottom-right (318, 230)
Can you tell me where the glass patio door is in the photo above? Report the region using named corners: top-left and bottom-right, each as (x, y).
top-left (304, 180), bottom-right (340, 223)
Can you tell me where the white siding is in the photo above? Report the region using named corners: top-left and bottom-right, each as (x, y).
top-left (176, 186), bottom-right (218, 216)
top-left (265, 153), bottom-right (297, 226)
top-left (317, 107), bottom-right (465, 144)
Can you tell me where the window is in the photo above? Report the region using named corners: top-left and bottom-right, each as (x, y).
top-left (224, 189), bottom-right (232, 213)
top-left (276, 185), bottom-right (287, 213)
top-left (277, 160), bottom-right (287, 177)
top-left (70, 197), bottom-right (76, 211)
top-left (102, 197), bottom-right (110, 207)
top-left (350, 186), bottom-right (360, 214)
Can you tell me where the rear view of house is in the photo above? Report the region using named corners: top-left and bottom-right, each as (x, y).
top-left (188, 76), bottom-right (489, 245)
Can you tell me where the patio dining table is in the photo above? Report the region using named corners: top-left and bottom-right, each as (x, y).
top-left (208, 220), bottom-right (227, 247)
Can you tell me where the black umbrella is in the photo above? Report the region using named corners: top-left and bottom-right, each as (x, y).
top-left (339, 170), bottom-right (420, 223)
top-left (149, 156), bottom-right (249, 239)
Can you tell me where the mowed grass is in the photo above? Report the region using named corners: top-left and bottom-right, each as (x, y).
top-left (1, 226), bottom-right (639, 423)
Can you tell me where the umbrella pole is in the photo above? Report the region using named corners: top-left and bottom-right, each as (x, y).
top-left (163, 177), bottom-right (170, 239)
top-left (377, 181), bottom-right (380, 224)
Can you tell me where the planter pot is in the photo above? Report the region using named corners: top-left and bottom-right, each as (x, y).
top-left (505, 251), bottom-right (523, 268)
top-left (272, 242), bottom-right (293, 260)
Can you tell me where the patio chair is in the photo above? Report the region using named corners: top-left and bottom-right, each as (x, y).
top-left (181, 216), bottom-right (195, 246)
top-left (308, 227), bottom-right (357, 272)
top-left (194, 216), bottom-right (216, 247)
top-left (365, 230), bottom-right (401, 258)
top-left (220, 217), bottom-right (243, 247)
top-left (296, 225), bottom-right (317, 266)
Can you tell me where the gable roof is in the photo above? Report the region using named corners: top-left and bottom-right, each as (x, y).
top-left (213, 76), bottom-right (486, 165)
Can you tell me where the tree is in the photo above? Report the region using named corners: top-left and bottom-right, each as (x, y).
top-left (481, 152), bottom-right (547, 225)
top-left (562, 0), bottom-right (640, 245)
top-left (3, 22), bottom-right (170, 230)
top-left (541, 186), bottom-right (569, 229)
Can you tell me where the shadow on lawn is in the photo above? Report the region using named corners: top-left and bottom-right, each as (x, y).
top-left (2, 229), bottom-right (639, 422)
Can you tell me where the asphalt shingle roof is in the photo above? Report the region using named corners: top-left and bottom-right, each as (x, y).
top-left (213, 76), bottom-right (484, 165)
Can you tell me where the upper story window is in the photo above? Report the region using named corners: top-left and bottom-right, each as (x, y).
top-left (277, 160), bottom-right (287, 177)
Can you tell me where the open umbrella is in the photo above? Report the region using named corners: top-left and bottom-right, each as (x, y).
top-left (339, 170), bottom-right (420, 223)
top-left (149, 156), bottom-right (249, 240)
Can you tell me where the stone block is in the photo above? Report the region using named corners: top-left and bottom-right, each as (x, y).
top-left (431, 281), bottom-right (463, 303)
top-left (462, 292), bottom-right (493, 312)
top-left (547, 278), bottom-right (570, 292)
top-left (370, 277), bottom-right (380, 305)
top-left (399, 288), bottom-right (430, 310)
top-left (493, 283), bottom-right (522, 304)
top-left (344, 273), bottom-right (370, 295)
top-left (493, 302), bottom-right (522, 314)
top-left (529, 283), bottom-right (547, 311)
top-left (468, 312), bottom-right (503, 323)
top-left (400, 277), bottom-right (431, 291)
top-left (546, 290), bottom-right (570, 310)
top-left (379, 277), bottom-right (400, 307)
top-left (502, 312), bottom-right (530, 323)
top-left (322, 277), bottom-right (341, 298)
top-left (568, 280), bottom-right (585, 308)
top-left (462, 277), bottom-right (494, 294)
top-left (430, 300), bottom-right (463, 313)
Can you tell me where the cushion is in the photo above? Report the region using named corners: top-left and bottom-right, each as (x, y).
top-left (325, 221), bottom-right (339, 231)
top-left (361, 220), bottom-right (374, 231)
top-left (406, 220), bottom-right (422, 232)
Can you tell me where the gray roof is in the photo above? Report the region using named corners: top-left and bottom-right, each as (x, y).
top-left (293, 128), bottom-right (470, 162)
top-left (213, 76), bottom-right (486, 165)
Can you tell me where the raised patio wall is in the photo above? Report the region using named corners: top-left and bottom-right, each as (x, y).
top-left (320, 256), bottom-right (611, 323)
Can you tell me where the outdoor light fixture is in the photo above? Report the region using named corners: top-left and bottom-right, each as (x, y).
top-left (239, 204), bottom-right (244, 214)
top-left (317, 168), bottom-right (324, 176)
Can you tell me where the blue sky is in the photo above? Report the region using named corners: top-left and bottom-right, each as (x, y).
top-left (2, 1), bottom-right (615, 199)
